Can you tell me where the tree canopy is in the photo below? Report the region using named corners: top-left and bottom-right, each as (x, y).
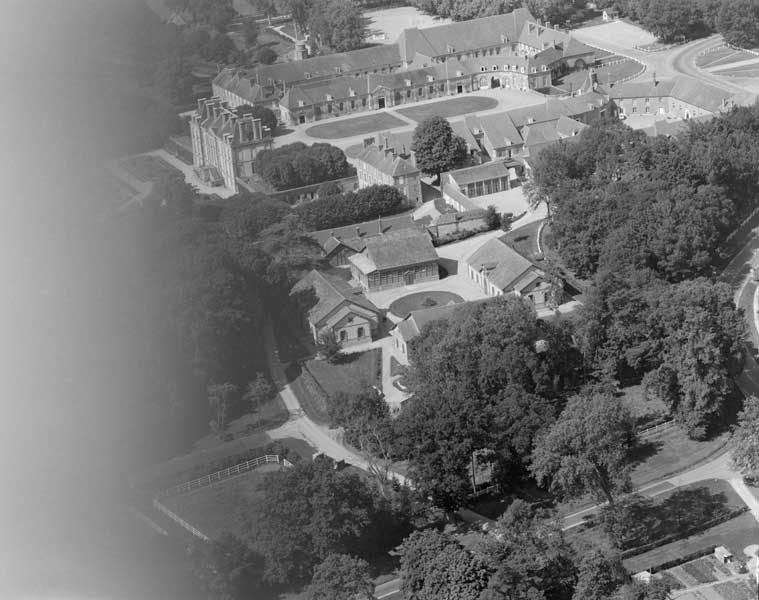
top-left (305, 553), bottom-right (374, 600)
top-left (411, 116), bottom-right (469, 180)
top-left (255, 142), bottom-right (353, 190)
top-left (731, 395), bottom-right (759, 475)
top-left (295, 184), bottom-right (407, 231)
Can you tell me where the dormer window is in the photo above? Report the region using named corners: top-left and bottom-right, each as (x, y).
top-left (298, 100), bottom-right (305, 107)
top-left (492, 65), bottom-right (498, 71)
top-left (426, 74), bottom-right (434, 82)
top-left (335, 66), bottom-right (342, 74)
top-left (541, 65), bottom-right (547, 71)
top-left (520, 66), bottom-right (525, 73)
top-left (456, 70), bottom-right (463, 77)
top-left (480, 66), bottom-right (486, 72)
top-left (447, 45), bottom-right (455, 53)
top-left (349, 88), bottom-right (356, 97)
top-left (405, 79), bottom-right (411, 87)
top-left (326, 93), bottom-right (333, 101)
top-left (305, 72), bottom-right (311, 79)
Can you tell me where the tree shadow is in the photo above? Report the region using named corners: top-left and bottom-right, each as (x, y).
top-left (628, 439), bottom-right (663, 467)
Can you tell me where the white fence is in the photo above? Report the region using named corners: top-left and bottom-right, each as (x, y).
top-left (639, 419), bottom-right (676, 438)
top-left (153, 498), bottom-right (211, 542)
top-left (159, 454), bottom-right (293, 498)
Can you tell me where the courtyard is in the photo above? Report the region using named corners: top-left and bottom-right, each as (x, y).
top-left (395, 95), bottom-right (499, 122)
top-left (305, 112), bottom-right (408, 140)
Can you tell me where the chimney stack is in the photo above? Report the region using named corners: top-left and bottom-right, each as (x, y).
top-left (363, 136), bottom-right (375, 149)
top-left (356, 226), bottom-right (361, 237)
top-left (384, 147), bottom-right (395, 158)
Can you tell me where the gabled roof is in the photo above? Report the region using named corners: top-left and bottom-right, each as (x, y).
top-left (213, 69), bottom-right (267, 104)
top-left (446, 161), bottom-right (512, 186)
top-left (608, 75), bottom-right (750, 112)
top-left (291, 269), bottom-right (380, 326)
top-left (352, 229), bottom-right (438, 273)
top-left (555, 115), bottom-right (588, 138)
top-left (311, 214), bottom-right (420, 245)
top-left (467, 112), bottom-right (524, 150)
top-left (396, 8), bottom-right (534, 62)
top-left (467, 238), bottom-right (541, 291)
top-left (323, 235), bottom-right (366, 256)
top-left (355, 144), bottom-right (419, 177)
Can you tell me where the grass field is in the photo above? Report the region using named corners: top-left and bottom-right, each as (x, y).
top-left (305, 113), bottom-right (407, 139)
top-left (306, 349), bottom-right (382, 397)
top-left (713, 64), bottom-right (759, 78)
top-left (395, 96), bottom-right (499, 122)
top-left (501, 219), bottom-right (542, 259)
top-left (630, 427), bottom-right (730, 488)
top-left (619, 385), bottom-right (669, 430)
top-left (696, 48), bottom-right (757, 69)
top-left (162, 463), bottom-right (282, 539)
top-left (623, 511), bottom-right (759, 573)
top-left (121, 154), bottom-right (180, 183)
top-left (388, 290), bottom-right (464, 319)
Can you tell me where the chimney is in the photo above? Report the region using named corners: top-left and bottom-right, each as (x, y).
top-left (356, 226), bottom-right (361, 237)
top-left (363, 136), bottom-right (375, 148)
top-left (545, 21), bottom-right (550, 29)
top-left (652, 70), bottom-right (658, 86)
top-left (384, 147), bottom-right (395, 158)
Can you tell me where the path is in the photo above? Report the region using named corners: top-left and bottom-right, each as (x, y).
top-left (341, 337), bottom-right (410, 407)
top-left (263, 321), bottom-right (410, 486)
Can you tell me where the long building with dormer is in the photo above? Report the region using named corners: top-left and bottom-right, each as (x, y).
top-left (211, 7), bottom-right (596, 125)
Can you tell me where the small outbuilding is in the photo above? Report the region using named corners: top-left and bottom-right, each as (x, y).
top-left (715, 546), bottom-right (734, 564)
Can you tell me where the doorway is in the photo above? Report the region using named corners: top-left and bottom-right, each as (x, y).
top-left (378, 97), bottom-right (386, 109)
top-left (490, 76), bottom-right (500, 88)
top-left (298, 114), bottom-right (306, 124)
top-left (403, 271), bottom-right (414, 285)
top-left (456, 84), bottom-right (463, 94)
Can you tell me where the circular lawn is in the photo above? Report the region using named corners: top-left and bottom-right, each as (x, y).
top-left (388, 291), bottom-right (464, 319)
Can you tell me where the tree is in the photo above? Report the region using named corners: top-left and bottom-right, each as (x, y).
top-left (398, 529), bottom-right (490, 600)
top-left (531, 386), bottom-right (636, 505)
top-left (572, 545), bottom-right (629, 600)
top-left (411, 116), bottom-right (468, 181)
top-left (154, 56), bottom-right (195, 103)
top-left (244, 373), bottom-right (275, 427)
top-left (208, 381), bottom-right (237, 432)
top-left (191, 533), bottom-right (265, 599)
top-left (485, 205), bottom-right (501, 230)
top-left (243, 19), bottom-right (259, 47)
top-left (317, 329), bottom-right (341, 363)
top-left (731, 395), bottom-right (759, 476)
top-left (257, 46), bottom-right (277, 64)
top-left (203, 32), bottom-right (236, 62)
top-left (235, 103), bottom-right (278, 133)
top-left (641, 0), bottom-right (706, 41)
top-left (717, 0), bottom-right (759, 47)
top-left (306, 554), bottom-right (374, 600)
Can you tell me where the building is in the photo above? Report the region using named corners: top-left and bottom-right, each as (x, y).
top-left (609, 75), bottom-right (753, 120)
top-left (291, 270), bottom-right (382, 347)
top-left (322, 236), bottom-right (366, 267)
top-left (349, 229), bottom-right (439, 292)
top-left (392, 301), bottom-right (474, 364)
top-left (213, 7), bottom-right (598, 126)
top-left (602, 8), bottom-right (620, 21)
top-left (442, 161), bottom-right (519, 202)
top-left (189, 97), bottom-right (273, 192)
top-left (355, 141), bottom-right (422, 206)
top-left (466, 238), bottom-right (554, 306)
top-left (426, 208), bottom-right (490, 241)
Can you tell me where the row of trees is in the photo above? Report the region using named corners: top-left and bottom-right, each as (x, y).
top-left (295, 184), bottom-right (407, 230)
top-left (618, 0), bottom-right (759, 46)
top-left (255, 142), bottom-right (354, 190)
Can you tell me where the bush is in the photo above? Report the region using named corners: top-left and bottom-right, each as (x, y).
top-left (235, 104), bottom-right (278, 133)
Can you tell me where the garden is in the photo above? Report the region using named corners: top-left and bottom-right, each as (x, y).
top-left (121, 154), bottom-right (181, 183)
top-left (305, 112), bottom-right (407, 139)
top-left (388, 290), bottom-right (464, 319)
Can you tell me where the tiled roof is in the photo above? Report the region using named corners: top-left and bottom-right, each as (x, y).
top-left (359, 228), bottom-right (438, 272)
top-left (213, 68), bottom-right (267, 104)
top-left (447, 161), bottom-right (511, 186)
top-left (467, 112), bottom-right (524, 150)
top-left (609, 75), bottom-right (749, 112)
top-left (396, 8), bottom-right (534, 62)
top-left (395, 298), bottom-right (491, 342)
top-left (311, 214), bottom-right (420, 244)
top-left (554, 114), bottom-right (588, 138)
top-left (432, 208), bottom-right (488, 226)
top-left (194, 97), bottom-right (271, 145)
top-left (255, 44), bottom-right (402, 85)
top-left (466, 238), bottom-right (540, 291)
top-left (322, 235), bottom-right (366, 255)
top-left (280, 76), bottom-right (372, 110)
top-left (291, 269), bottom-right (380, 326)
top-left (355, 144), bottom-right (419, 177)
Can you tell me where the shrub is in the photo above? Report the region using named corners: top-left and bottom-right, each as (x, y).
top-left (295, 184), bottom-right (407, 230)
top-left (257, 47), bottom-right (277, 64)
top-left (255, 142), bottom-right (352, 190)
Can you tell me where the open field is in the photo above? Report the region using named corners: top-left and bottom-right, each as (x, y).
top-left (305, 112), bottom-right (407, 139)
top-left (697, 48), bottom-right (758, 69)
top-left (161, 463), bottom-right (282, 538)
top-left (388, 290), bottom-right (464, 319)
top-left (573, 20), bottom-right (655, 50)
top-left (395, 95), bottom-right (499, 122)
top-left (623, 511), bottom-right (759, 573)
top-left (712, 64), bottom-right (759, 78)
top-left (121, 154), bottom-right (180, 183)
top-left (364, 6), bottom-right (450, 44)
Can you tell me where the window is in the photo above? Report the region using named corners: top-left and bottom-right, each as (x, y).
top-left (327, 103), bottom-right (332, 113)
top-left (645, 97), bottom-right (650, 103)
top-left (428, 85), bottom-right (434, 93)
top-left (492, 65), bottom-right (498, 71)
top-left (439, 83), bottom-right (445, 92)
top-left (645, 106), bottom-right (650, 113)
top-left (418, 88), bottom-right (423, 95)
top-left (357, 327), bottom-right (365, 338)
top-left (362, 97), bottom-right (367, 106)
top-left (406, 90), bottom-right (411, 98)
top-left (339, 330), bottom-right (347, 341)
top-left (305, 73), bottom-right (311, 79)
top-left (351, 100), bottom-right (355, 109)
top-left (632, 105), bottom-right (637, 113)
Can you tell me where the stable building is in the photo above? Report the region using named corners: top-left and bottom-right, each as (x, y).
top-left (291, 270), bottom-right (382, 347)
top-left (349, 229), bottom-right (439, 292)
top-left (466, 238), bottom-right (554, 307)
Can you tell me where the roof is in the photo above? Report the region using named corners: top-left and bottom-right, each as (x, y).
top-left (395, 298), bottom-right (492, 342)
top-left (355, 144), bottom-right (419, 177)
top-left (641, 115), bottom-right (713, 137)
top-left (466, 112), bottom-right (524, 150)
top-left (254, 44), bottom-right (402, 85)
top-left (355, 229), bottom-right (438, 273)
top-left (608, 75), bottom-right (749, 112)
top-left (467, 238), bottom-right (542, 291)
top-left (396, 8), bottom-right (534, 62)
top-left (193, 97), bottom-right (271, 145)
top-left (311, 213), bottom-right (420, 245)
top-left (213, 69), bottom-right (267, 104)
top-left (432, 208), bottom-right (488, 226)
top-left (446, 161), bottom-right (511, 186)
top-left (322, 235), bottom-right (366, 255)
top-left (291, 269), bottom-right (380, 326)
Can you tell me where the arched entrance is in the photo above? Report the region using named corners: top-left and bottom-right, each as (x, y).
top-left (490, 76), bottom-right (501, 88)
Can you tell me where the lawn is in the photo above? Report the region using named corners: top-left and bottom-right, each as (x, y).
top-left (630, 427), bottom-right (730, 488)
top-left (161, 462), bottom-right (282, 539)
top-left (306, 349), bottom-right (382, 397)
top-left (619, 384), bottom-right (669, 430)
top-left (501, 219), bottom-right (543, 259)
top-left (388, 290), bottom-right (464, 319)
top-left (305, 113), bottom-right (407, 139)
top-left (395, 96), bottom-right (499, 122)
top-left (696, 48), bottom-right (754, 69)
top-left (712, 580), bottom-right (758, 600)
top-left (121, 154), bottom-right (180, 183)
top-left (713, 64), bottom-right (759, 78)
top-left (623, 511), bottom-right (759, 573)
top-left (595, 59), bottom-right (644, 85)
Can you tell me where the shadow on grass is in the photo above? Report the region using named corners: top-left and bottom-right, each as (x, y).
top-left (629, 439), bottom-right (662, 467)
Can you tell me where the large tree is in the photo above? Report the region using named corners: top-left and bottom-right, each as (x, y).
top-left (398, 529), bottom-right (490, 600)
top-left (235, 104), bottom-right (278, 133)
top-left (308, 0), bottom-right (367, 51)
top-left (717, 0), bottom-right (759, 47)
top-left (731, 395), bottom-right (759, 476)
top-left (306, 554), bottom-right (374, 600)
top-left (411, 116), bottom-right (468, 181)
top-left (531, 386), bottom-right (636, 505)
